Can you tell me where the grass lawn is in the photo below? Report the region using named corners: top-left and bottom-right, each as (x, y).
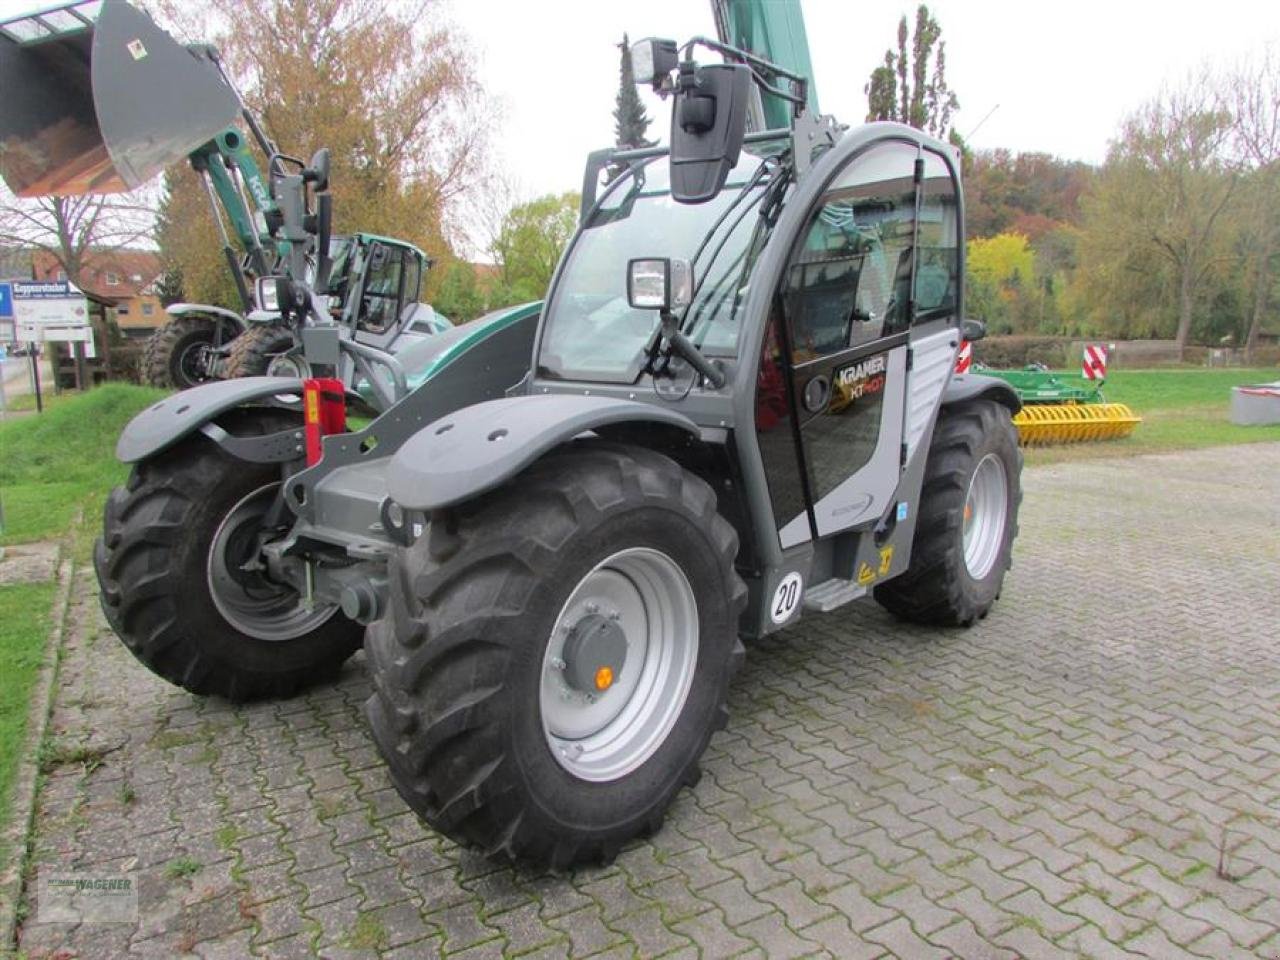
top-left (0, 582), bottom-right (57, 863)
top-left (1023, 367), bottom-right (1280, 464)
top-left (0, 384), bottom-right (165, 862)
top-left (1, 383), bottom-right (166, 548)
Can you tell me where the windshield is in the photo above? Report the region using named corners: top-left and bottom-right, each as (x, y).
top-left (537, 155), bottom-right (772, 384)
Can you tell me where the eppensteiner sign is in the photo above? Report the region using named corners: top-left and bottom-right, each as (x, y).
top-left (11, 280), bottom-right (96, 355)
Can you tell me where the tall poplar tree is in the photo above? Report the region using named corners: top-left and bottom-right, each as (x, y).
top-left (864, 5), bottom-right (958, 141)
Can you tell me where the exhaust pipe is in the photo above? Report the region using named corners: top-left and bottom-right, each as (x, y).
top-left (0, 0), bottom-right (240, 196)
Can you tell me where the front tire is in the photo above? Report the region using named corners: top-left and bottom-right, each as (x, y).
top-left (93, 411), bottom-right (363, 700)
top-left (141, 315), bottom-right (221, 389)
top-left (364, 443), bottom-right (747, 867)
top-left (875, 399), bottom-right (1022, 626)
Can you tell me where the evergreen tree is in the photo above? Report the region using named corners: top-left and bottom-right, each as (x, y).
top-left (613, 33), bottom-right (653, 150)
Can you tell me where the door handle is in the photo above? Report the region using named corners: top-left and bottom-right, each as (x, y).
top-left (802, 375), bottom-right (830, 413)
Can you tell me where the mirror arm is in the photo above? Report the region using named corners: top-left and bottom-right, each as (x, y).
top-left (660, 311), bottom-right (725, 389)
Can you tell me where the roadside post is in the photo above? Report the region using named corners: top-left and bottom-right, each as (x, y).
top-left (0, 281), bottom-right (11, 415)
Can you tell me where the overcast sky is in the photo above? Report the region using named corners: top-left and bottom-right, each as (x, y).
top-left (444, 0), bottom-right (1280, 200)
top-left (2, 0), bottom-right (1277, 202)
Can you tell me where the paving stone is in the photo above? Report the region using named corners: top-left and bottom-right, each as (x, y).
top-left (864, 915), bottom-right (955, 958)
top-left (927, 918), bottom-right (1018, 959)
top-left (814, 881), bottom-right (894, 935)
top-left (736, 910), bottom-right (823, 959)
top-left (670, 907), bottom-right (755, 958)
top-left (795, 914), bottom-right (886, 959)
top-left (546, 905), bottom-right (626, 958)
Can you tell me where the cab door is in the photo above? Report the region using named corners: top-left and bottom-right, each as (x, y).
top-left (355, 243), bottom-right (420, 349)
top-left (755, 138), bottom-right (924, 548)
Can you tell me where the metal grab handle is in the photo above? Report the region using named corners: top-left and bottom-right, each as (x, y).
top-left (341, 338), bottom-right (408, 410)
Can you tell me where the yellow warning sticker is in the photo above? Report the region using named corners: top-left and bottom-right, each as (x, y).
top-left (857, 562), bottom-right (876, 586)
top-left (878, 546), bottom-right (894, 576)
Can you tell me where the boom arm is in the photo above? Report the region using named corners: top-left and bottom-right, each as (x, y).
top-left (711, 0), bottom-right (819, 130)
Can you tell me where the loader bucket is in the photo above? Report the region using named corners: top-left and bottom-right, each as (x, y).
top-left (1012, 402), bottom-right (1142, 446)
top-left (0, 0), bottom-right (240, 197)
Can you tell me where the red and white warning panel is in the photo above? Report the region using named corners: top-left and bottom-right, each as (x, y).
top-left (1082, 344), bottom-right (1108, 380)
top-left (954, 340), bottom-right (972, 374)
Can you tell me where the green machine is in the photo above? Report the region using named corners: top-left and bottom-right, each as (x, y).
top-left (0, 0), bottom-right (434, 394)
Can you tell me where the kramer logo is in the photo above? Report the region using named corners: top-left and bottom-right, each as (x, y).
top-left (836, 353), bottom-right (886, 388)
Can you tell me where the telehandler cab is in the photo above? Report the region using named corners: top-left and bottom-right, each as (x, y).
top-left (1, 0), bottom-right (1022, 867)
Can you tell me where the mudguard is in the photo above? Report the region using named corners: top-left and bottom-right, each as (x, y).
top-left (387, 395), bottom-right (699, 511)
top-left (942, 373), bottom-right (1021, 413)
top-left (116, 376), bottom-right (303, 463)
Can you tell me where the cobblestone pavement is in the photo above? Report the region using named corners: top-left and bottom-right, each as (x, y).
top-left (16, 443), bottom-right (1280, 959)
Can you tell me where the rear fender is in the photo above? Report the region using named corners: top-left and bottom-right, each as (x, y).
top-left (116, 376), bottom-right (304, 463)
top-left (164, 302), bottom-right (245, 344)
top-left (942, 373), bottom-right (1021, 414)
top-left (386, 395), bottom-right (699, 512)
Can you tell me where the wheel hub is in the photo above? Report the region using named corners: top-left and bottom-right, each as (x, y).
top-left (207, 483), bottom-right (339, 641)
top-left (561, 613), bottom-right (627, 693)
top-left (539, 547), bottom-right (699, 783)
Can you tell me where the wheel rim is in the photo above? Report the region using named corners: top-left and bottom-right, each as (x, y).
top-left (267, 351), bottom-right (310, 378)
top-left (540, 547), bottom-right (699, 783)
top-left (962, 453), bottom-right (1009, 580)
top-left (175, 338), bottom-right (213, 386)
top-left (206, 483), bottom-right (338, 641)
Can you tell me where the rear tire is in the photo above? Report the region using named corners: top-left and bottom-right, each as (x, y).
top-left (875, 399), bottom-right (1022, 626)
top-left (225, 326), bottom-right (300, 379)
top-left (364, 443), bottom-right (747, 867)
top-left (141, 315), bottom-right (222, 390)
top-left (93, 411), bottom-right (362, 700)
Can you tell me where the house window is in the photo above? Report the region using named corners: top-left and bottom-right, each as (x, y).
top-left (130, 274), bottom-right (142, 283)
top-left (142, 302), bottom-right (155, 316)
top-left (117, 306), bottom-right (130, 315)
top-left (105, 272), bottom-right (119, 285)
top-left (56, 269), bottom-right (67, 281)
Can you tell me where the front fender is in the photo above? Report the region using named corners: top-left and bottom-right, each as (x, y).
top-left (387, 395), bottom-right (699, 511)
top-left (942, 373), bottom-right (1021, 414)
top-left (117, 376), bottom-right (303, 463)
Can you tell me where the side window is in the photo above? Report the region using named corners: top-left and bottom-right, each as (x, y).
top-left (914, 150), bottom-right (960, 321)
top-left (781, 140), bottom-right (918, 361)
top-left (755, 312), bottom-right (807, 535)
top-left (401, 252), bottom-right (421, 307)
top-left (359, 244), bottom-right (402, 333)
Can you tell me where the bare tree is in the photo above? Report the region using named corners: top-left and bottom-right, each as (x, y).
top-left (0, 189), bottom-right (154, 284)
top-left (1226, 48), bottom-right (1280, 360)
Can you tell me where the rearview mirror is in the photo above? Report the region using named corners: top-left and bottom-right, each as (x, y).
top-left (961, 317), bottom-right (987, 342)
top-left (627, 258), bottom-right (693, 311)
top-left (669, 63), bottom-right (750, 204)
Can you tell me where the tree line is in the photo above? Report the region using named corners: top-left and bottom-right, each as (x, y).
top-left (964, 58), bottom-right (1279, 360)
